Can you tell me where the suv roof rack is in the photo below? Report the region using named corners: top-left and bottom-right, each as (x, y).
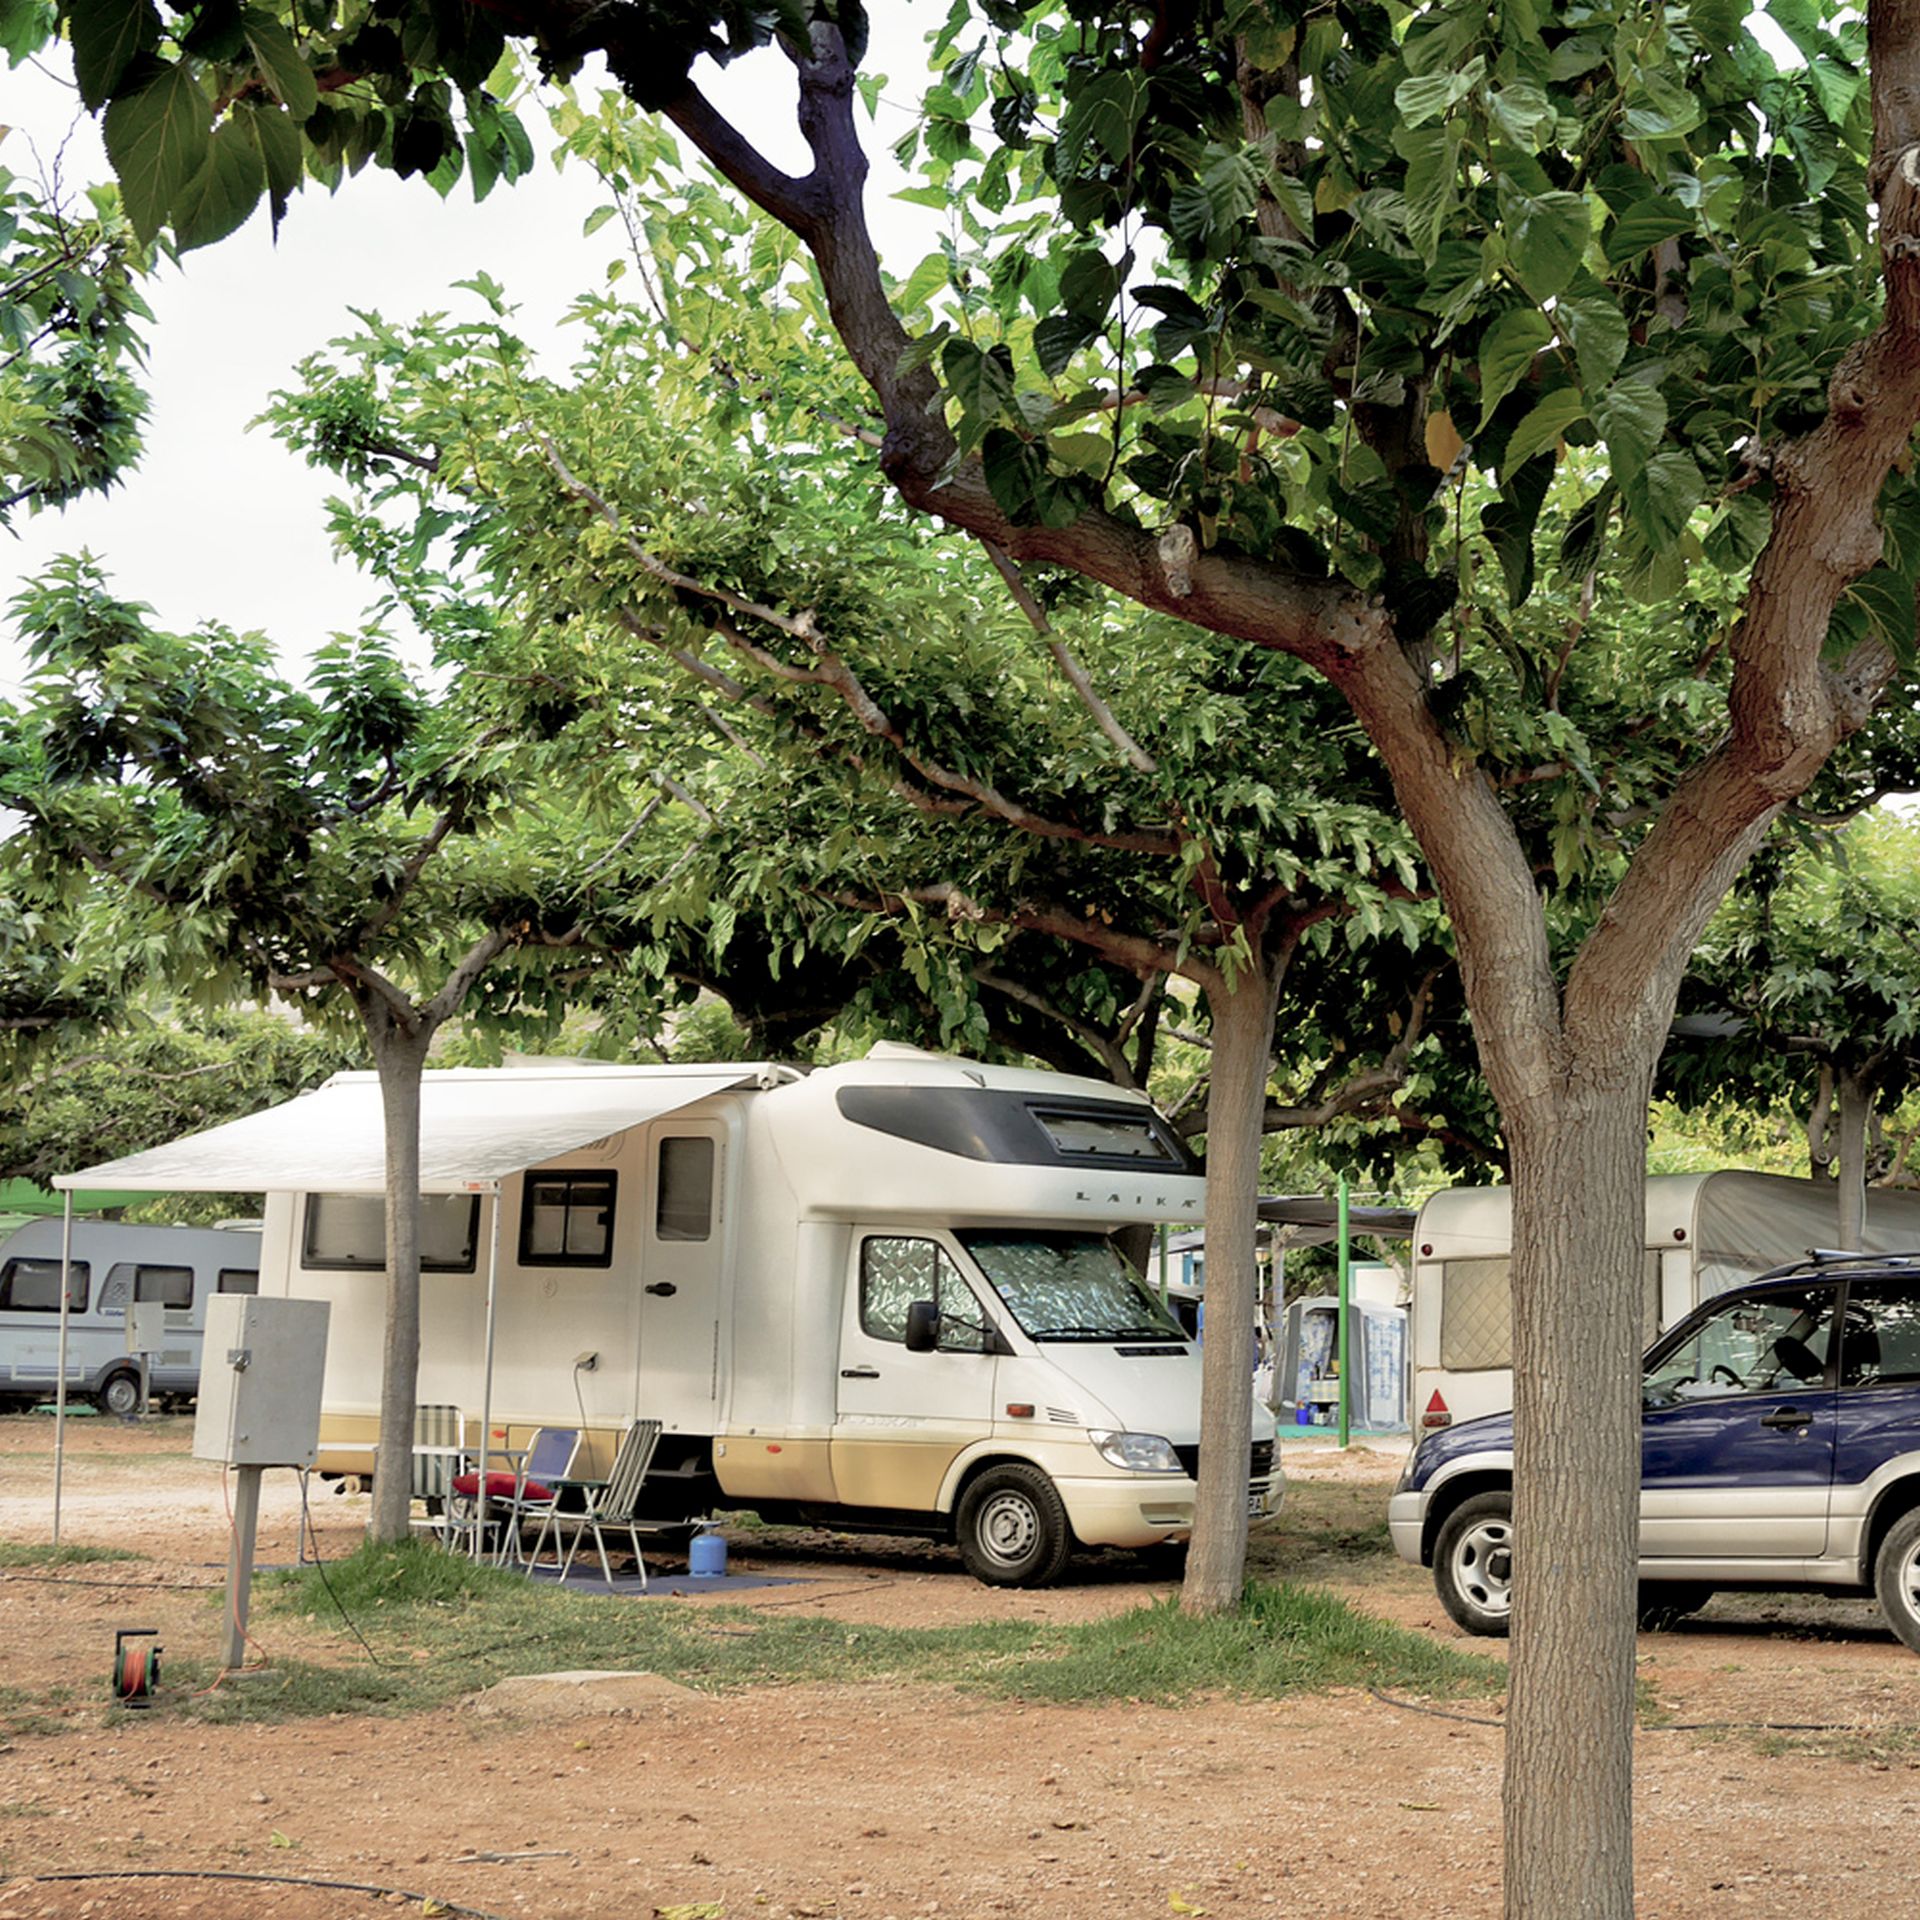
top-left (1752, 1248), bottom-right (1920, 1282)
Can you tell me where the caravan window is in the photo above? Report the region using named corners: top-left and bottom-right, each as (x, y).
top-left (302, 1194), bottom-right (481, 1272)
top-left (218, 1268), bottom-right (259, 1295)
top-left (656, 1138), bottom-right (714, 1243)
top-left (520, 1173), bottom-right (617, 1267)
top-left (0, 1258), bottom-right (88, 1313)
top-left (860, 1237), bottom-right (988, 1352)
top-left (99, 1264), bottom-right (194, 1313)
top-left (1439, 1249), bottom-right (1663, 1371)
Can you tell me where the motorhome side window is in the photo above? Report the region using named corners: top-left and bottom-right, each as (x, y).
top-left (860, 1238), bottom-right (987, 1353)
top-left (520, 1173), bottom-right (618, 1267)
top-left (98, 1264), bottom-right (194, 1313)
top-left (302, 1194), bottom-right (481, 1272)
top-left (1031, 1108), bottom-right (1179, 1163)
top-left (0, 1258), bottom-right (88, 1313)
top-left (656, 1138), bottom-right (714, 1243)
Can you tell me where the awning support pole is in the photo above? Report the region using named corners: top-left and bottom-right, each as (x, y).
top-left (474, 1187), bottom-right (502, 1562)
top-left (53, 1191), bottom-right (74, 1548)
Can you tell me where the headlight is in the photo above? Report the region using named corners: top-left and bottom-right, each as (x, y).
top-left (1088, 1429), bottom-right (1182, 1473)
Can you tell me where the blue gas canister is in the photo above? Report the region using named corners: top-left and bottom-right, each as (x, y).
top-left (688, 1530), bottom-right (727, 1578)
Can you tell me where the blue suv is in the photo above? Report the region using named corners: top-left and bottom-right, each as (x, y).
top-left (1388, 1252), bottom-right (1920, 1649)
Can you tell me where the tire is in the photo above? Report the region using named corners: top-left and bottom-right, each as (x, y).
top-left (955, 1463), bottom-right (1074, 1588)
top-left (1637, 1582), bottom-right (1713, 1632)
top-left (95, 1371), bottom-right (141, 1418)
top-left (1873, 1507), bottom-right (1920, 1654)
top-left (1432, 1490), bottom-right (1515, 1636)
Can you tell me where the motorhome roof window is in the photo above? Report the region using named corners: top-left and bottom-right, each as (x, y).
top-left (656, 1137), bottom-right (715, 1243)
top-left (0, 1257), bottom-right (88, 1313)
top-left (218, 1267), bottom-right (260, 1295)
top-left (521, 1172), bottom-right (618, 1267)
top-left (959, 1231), bottom-right (1184, 1342)
top-left (860, 1236), bottom-right (988, 1353)
top-left (1030, 1109), bottom-right (1179, 1163)
top-left (302, 1193), bottom-right (481, 1272)
top-left (98, 1264), bottom-right (193, 1312)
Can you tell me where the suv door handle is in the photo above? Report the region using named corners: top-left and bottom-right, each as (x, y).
top-left (644, 1283), bottom-right (677, 1298)
top-left (1760, 1406), bottom-right (1814, 1431)
top-left (840, 1366), bottom-right (880, 1380)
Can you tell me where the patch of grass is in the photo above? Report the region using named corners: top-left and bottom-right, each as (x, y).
top-left (0, 1540), bottom-right (144, 1567)
top-left (103, 1542), bottom-right (1500, 1727)
top-left (1247, 1477), bottom-right (1399, 1584)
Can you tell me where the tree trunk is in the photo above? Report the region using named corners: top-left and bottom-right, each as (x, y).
top-left (1181, 961), bottom-right (1282, 1614)
top-left (1502, 1073), bottom-right (1650, 1919)
top-left (366, 1015), bottom-right (437, 1544)
top-left (1837, 1066), bottom-right (1871, 1249)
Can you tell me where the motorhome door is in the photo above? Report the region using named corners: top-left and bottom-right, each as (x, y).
top-left (636, 1122), bottom-right (727, 1433)
top-left (832, 1230), bottom-right (1000, 1513)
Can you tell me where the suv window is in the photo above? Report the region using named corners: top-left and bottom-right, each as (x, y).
top-left (1840, 1280), bottom-right (1920, 1388)
top-left (1644, 1284), bottom-right (1837, 1405)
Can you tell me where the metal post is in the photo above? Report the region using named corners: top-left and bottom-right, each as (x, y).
top-left (221, 1464), bottom-right (264, 1670)
top-left (1157, 1222), bottom-right (1168, 1302)
top-left (1336, 1173), bottom-right (1352, 1449)
top-left (53, 1192), bottom-right (74, 1548)
top-left (474, 1186), bottom-right (502, 1561)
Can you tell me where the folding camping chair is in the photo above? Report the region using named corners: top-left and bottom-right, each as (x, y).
top-left (409, 1403), bottom-right (469, 1548)
top-left (528, 1418), bottom-right (663, 1588)
top-left (450, 1425), bottom-right (580, 1565)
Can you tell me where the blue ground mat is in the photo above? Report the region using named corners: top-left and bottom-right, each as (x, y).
top-left (523, 1564), bottom-right (803, 1596)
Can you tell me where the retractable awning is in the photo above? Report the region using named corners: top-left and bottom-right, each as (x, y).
top-left (53, 1067), bottom-right (767, 1194)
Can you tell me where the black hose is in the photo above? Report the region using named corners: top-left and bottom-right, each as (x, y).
top-left (22, 1867), bottom-right (511, 1918)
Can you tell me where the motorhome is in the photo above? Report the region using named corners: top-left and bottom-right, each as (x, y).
top-left (58, 1047), bottom-right (1280, 1585)
top-left (0, 1219), bottom-right (263, 1412)
top-left (1411, 1169), bottom-right (1920, 1430)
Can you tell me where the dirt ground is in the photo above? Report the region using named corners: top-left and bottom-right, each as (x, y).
top-left (3, 1417), bottom-right (1919, 1920)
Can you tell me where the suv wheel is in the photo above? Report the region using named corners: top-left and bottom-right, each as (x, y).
top-left (1433, 1490), bottom-right (1514, 1636)
top-left (1874, 1508), bottom-right (1920, 1655)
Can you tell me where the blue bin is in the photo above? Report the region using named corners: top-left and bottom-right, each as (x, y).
top-left (688, 1531), bottom-right (727, 1578)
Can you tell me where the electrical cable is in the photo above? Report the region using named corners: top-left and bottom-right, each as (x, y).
top-left (297, 1469), bottom-right (388, 1667)
top-left (1364, 1685), bottom-right (1915, 1735)
top-left (20, 1867), bottom-right (510, 1918)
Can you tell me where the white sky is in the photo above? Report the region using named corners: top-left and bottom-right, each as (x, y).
top-left (0, 15), bottom-right (942, 697)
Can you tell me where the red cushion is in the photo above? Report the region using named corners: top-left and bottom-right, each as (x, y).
top-left (451, 1471), bottom-right (554, 1501)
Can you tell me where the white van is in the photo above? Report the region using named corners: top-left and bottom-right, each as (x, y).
top-left (0, 1219), bottom-right (263, 1413)
top-left (61, 1046), bottom-right (1281, 1584)
top-left (1410, 1169), bottom-right (1920, 1430)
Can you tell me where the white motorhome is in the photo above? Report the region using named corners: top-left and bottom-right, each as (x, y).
top-left (1411, 1169), bottom-right (1920, 1430)
top-left (61, 1047), bottom-right (1279, 1585)
top-left (0, 1219), bottom-right (263, 1413)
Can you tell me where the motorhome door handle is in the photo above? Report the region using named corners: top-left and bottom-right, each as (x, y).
top-left (1760, 1406), bottom-right (1813, 1431)
top-left (840, 1366), bottom-right (880, 1380)
top-left (644, 1283), bottom-right (677, 1298)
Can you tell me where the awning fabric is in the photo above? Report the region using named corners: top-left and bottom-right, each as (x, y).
top-left (54, 1067), bottom-right (764, 1195)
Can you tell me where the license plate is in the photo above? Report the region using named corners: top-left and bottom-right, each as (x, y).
top-left (1247, 1487), bottom-right (1266, 1517)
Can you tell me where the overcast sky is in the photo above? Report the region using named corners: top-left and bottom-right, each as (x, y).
top-left (0, 17), bottom-right (940, 698)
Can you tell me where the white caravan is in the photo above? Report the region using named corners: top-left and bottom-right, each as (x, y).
top-left (61, 1047), bottom-right (1279, 1585)
top-left (0, 1219), bottom-right (263, 1413)
top-left (1411, 1169), bottom-right (1920, 1430)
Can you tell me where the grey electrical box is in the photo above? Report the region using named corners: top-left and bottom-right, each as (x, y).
top-left (192, 1295), bottom-right (331, 1467)
top-left (124, 1300), bottom-right (166, 1357)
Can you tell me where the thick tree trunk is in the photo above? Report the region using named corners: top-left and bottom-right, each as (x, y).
top-left (366, 1017), bottom-right (436, 1544)
top-left (1502, 1072), bottom-right (1651, 1919)
top-left (1181, 962), bottom-right (1282, 1614)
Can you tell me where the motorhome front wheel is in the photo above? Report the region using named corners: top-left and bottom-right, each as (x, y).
top-left (955, 1464), bottom-right (1073, 1588)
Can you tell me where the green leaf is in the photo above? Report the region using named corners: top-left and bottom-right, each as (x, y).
top-left (1807, 57), bottom-right (1864, 128)
top-left (1393, 58), bottom-right (1484, 130)
top-left (172, 113), bottom-right (266, 251)
top-left (1602, 192), bottom-right (1692, 268)
top-left (69, 0), bottom-right (160, 110)
top-left (1034, 312), bottom-right (1098, 379)
top-left (1557, 292), bottom-right (1628, 393)
top-left (1501, 388), bottom-right (1583, 473)
top-left (1500, 187), bottom-right (1591, 303)
top-left (103, 61), bottom-right (213, 245)
top-left (1480, 453), bottom-right (1554, 605)
top-left (1477, 308), bottom-right (1553, 424)
top-left (1619, 449), bottom-right (1703, 547)
top-left (941, 339), bottom-right (1015, 424)
top-left (241, 8), bottom-right (318, 120)
top-left (241, 98), bottom-right (302, 231)
top-left (1590, 377), bottom-right (1666, 483)
top-left (1703, 492), bottom-right (1773, 571)
top-left (1393, 122), bottom-right (1461, 263)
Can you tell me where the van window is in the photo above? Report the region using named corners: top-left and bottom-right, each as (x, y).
top-left (218, 1268), bottom-right (259, 1295)
top-left (100, 1263), bottom-right (195, 1311)
top-left (656, 1138), bottom-right (714, 1243)
top-left (520, 1173), bottom-right (617, 1267)
top-left (0, 1258), bottom-right (88, 1313)
top-left (860, 1238), bottom-right (987, 1353)
top-left (302, 1194), bottom-right (481, 1272)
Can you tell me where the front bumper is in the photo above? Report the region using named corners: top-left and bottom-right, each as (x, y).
top-left (1057, 1468), bottom-right (1284, 1549)
top-left (1386, 1489), bottom-right (1428, 1566)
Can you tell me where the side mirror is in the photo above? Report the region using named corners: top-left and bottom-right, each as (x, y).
top-left (904, 1299), bottom-right (941, 1353)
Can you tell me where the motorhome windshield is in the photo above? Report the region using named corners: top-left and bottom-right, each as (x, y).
top-left (959, 1231), bottom-right (1186, 1342)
